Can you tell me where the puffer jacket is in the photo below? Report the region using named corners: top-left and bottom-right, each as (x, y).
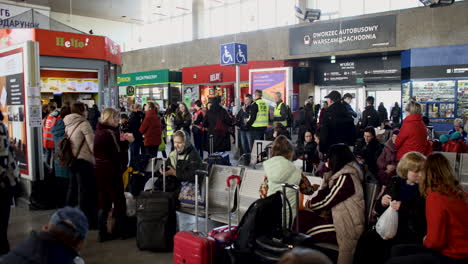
top-left (324, 162), bottom-right (365, 264)
top-left (395, 114), bottom-right (431, 160)
top-left (63, 113), bottom-right (94, 164)
top-left (264, 156), bottom-right (302, 221)
top-left (319, 101), bottom-right (356, 153)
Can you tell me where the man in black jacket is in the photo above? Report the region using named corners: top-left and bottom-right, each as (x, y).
top-left (128, 104), bottom-right (145, 165)
top-left (361, 96), bottom-right (380, 128)
top-left (236, 95), bottom-right (252, 159)
top-left (1, 207), bottom-right (88, 264)
top-left (342, 93), bottom-right (357, 118)
top-left (319, 90), bottom-right (356, 154)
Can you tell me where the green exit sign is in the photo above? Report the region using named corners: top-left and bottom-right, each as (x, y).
top-left (356, 78), bottom-right (364, 84)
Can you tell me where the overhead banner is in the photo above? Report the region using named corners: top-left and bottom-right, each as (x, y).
top-left (315, 55), bottom-right (401, 85)
top-left (0, 3), bottom-right (50, 29)
top-left (289, 15), bottom-right (396, 55)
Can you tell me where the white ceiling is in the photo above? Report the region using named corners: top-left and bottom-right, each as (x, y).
top-left (11, 0), bottom-right (193, 23)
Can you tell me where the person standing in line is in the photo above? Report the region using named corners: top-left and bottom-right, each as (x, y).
top-left (42, 103), bottom-right (59, 172)
top-left (318, 90), bottom-right (356, 154)
top-left (361, 96), bottom-right (380, 128)
top-left (63, 102), bottom-right (98, 228)
top-left (295, 102), bottom-right (315, 145)
top-left (87, 104), bottom-right (101, 131)
top-left (203, 96), bottom-right (232, 154)
top-left (192, 100), bottom-right (205, 158)
top-left (94, 108), bottom-right (133, 242)
top-left (245, 89), bottom-right (269, 148)
top-left (390, 102), bottom-right (402, 126)
top-left (139, 102), bottom-right (162, 158)
top-left (342, 93), bottom-right (357, 118)
top-left (395, 101), bottom-right (431, 161)
top-left (128, 104), bottom-right (144, 165)
top-left (165, 104), bottom-right (177, 151)
top-left (317, 101), bottom-right (328, 127)
top-left (378, 102), bottom-right (389, 124)
top-left (174, 103), bottom-right (192, 135)
top-left (0, 111), bottom-right (20, 256)
top-left (270, 92), bottom-right (288, 127)
top-left (237, 95), bottom-right (252, 164)
top-left (51, 105), bottom-right (72, 207)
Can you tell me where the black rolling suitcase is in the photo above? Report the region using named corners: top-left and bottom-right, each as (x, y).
top-left (205, 135), bottom-right (230, 170)
top-left (136, 158), bottom-right (177, 251)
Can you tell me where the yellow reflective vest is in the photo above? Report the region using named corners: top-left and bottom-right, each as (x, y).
top-left (252, 99), bottom-right (268, 128)
top-left (273, 102), bottom-right (287, 126)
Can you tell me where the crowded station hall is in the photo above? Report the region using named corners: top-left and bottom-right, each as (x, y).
top-left (1, 0), bottom-right (468, 263)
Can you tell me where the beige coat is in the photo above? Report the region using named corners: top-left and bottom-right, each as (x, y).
top-left (323, 162), bottom-right (365, 264)
top-left (63, 113), bottom-right (95, 165)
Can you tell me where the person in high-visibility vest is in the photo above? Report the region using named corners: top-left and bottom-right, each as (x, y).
top-left (246, 90), bottom-right (268, 149)
top-left (165, 104), bottom-right (177, 151)
top-left (42, 103), bottom-right (59, 171)
top-left (271, 92), bottom-right (288, 127)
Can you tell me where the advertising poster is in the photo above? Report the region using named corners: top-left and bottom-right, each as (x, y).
top-left (250, 70), bottom-right (286, 105)
top-left (182, 85), bottom-right (199, 109)
top-left (0, 48), bottom-right (28, 174)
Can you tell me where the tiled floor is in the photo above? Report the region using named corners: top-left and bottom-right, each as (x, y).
top-left (7, 207), bottom-right (221, 264)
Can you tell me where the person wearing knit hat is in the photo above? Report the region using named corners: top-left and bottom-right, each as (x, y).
top-left (1, 207), bottom-right (88, 264)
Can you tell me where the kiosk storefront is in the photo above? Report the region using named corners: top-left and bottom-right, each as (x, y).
top-left (401, 44), bottom-right (468, 131)
top-left (0, 28), bottom-right (122, 109)
top-left (118, 69), bottom-right (182, 111)
top-left (0, 28), bottom-right (121, 184)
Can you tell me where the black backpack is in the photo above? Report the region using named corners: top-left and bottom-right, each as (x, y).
top-left (234, 191), bottom-right (283, 253)
top-left (54, 121), bottom-right (84, 168)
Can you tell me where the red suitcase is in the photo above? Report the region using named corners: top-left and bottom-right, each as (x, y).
top-left (173, 170), bottom-right (215, 264)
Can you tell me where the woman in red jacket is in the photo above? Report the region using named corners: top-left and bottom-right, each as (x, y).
top-left (394, 102), bottom-right (431, 161)
top-left (139, 102), bottom-right (162, 157)
top-left (386, 153), bottom-right (468, 264)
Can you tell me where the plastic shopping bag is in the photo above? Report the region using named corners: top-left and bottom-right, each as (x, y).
top-left (124, 192), bottom-right (136, 217)
top-left (375, 206), bottom-right (398, 240)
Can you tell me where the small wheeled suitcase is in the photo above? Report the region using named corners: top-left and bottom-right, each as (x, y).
top-left (205, 134), bottom-right (230, 169)
top-left (136, 158), bottom-right (177, 251)
top-left (173, 170), bottom-right (216, 264)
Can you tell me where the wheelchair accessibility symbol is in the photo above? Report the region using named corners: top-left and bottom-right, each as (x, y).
top-left (220, 43), bottom-right (248, 65)
top-left (222, 46), bottom-right (234, 64)
top-left (236, 45), bottom-right (246, 64)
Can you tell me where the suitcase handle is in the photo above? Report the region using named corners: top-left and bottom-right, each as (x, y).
top-left (150, 157), bottom-right (166, 192)
top-left (226, 175), bottom-right (241, 187)
top-left (281, 183), bottom-right (300, 232)
top-left (194, 171), bottom-right (210, 234)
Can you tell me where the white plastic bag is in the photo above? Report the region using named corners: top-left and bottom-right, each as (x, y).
top-left (124, 192), bottom-right (136, 217)
top-left (375, 206), bottom-right (398, 240)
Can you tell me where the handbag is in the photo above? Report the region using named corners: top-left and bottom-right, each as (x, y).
top-left (375, 206), bottom-right (398, 240)
top-left (178, 181), bottom-right (205, 208)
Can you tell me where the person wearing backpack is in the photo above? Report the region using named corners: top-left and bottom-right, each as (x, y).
top-left (203, 96), bottom-right (232, 153)
top-left (63, 102), bottom-right (97, 228)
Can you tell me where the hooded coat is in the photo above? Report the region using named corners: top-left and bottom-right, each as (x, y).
top-left (395, 114), bottom-right (431, 160)
top-left (264, 156), bottom-right (302, 221)
top-left (167, 131), bottom-right (202, 182)
top-left (63, 113), bottom-right (94, 164)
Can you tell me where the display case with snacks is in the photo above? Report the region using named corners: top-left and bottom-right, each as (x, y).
top-left (458, 80), bottom-right (468, 119)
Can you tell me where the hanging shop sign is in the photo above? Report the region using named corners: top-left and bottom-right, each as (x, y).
top-left (314, 55), bottom-right (401, 85)
top-left (289, 15), bottom-right (396, 55)
top-left (0, 28), bottom-right (122, 64)
top-left (117, 69), bottom-right (170, 86)
top-left (209, 72), bottom-right (223, 82)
